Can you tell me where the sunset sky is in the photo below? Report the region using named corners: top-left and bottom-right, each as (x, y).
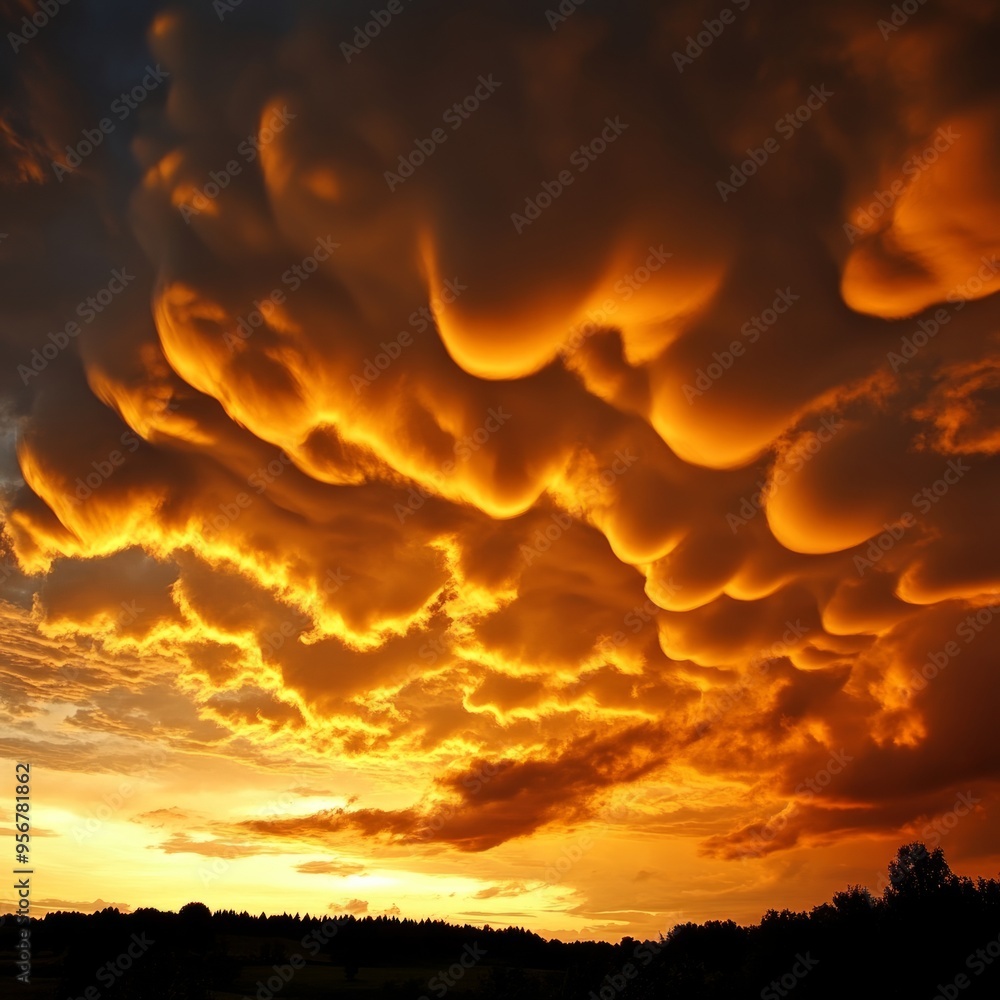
top-left (2, 0), bottom-right (1000, 944)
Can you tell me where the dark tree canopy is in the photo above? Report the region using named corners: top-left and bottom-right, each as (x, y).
top-left (9, 843), bottom-right (1000, 1000)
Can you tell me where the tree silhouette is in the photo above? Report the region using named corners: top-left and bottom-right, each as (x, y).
top-left (178, 901), bottom-right (213, 924)
top-left (831, 883), bottom-right (877, 916)
top-left (15, 847), bottom-right (1000, 1000)
top-left (883, 842), bottom-right (956, 904)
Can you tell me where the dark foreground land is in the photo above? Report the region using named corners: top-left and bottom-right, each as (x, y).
top-left (4, 843), bottom-right (1000, 999)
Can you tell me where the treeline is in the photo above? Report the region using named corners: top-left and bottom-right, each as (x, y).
top-left (3, 842), bottom-right (1000, 998)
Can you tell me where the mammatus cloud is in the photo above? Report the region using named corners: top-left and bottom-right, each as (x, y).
top-left (1, 0), bottom-right (999, 939)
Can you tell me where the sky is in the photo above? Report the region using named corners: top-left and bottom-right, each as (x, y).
top-left (1, 0), bottom-right (999, 944)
